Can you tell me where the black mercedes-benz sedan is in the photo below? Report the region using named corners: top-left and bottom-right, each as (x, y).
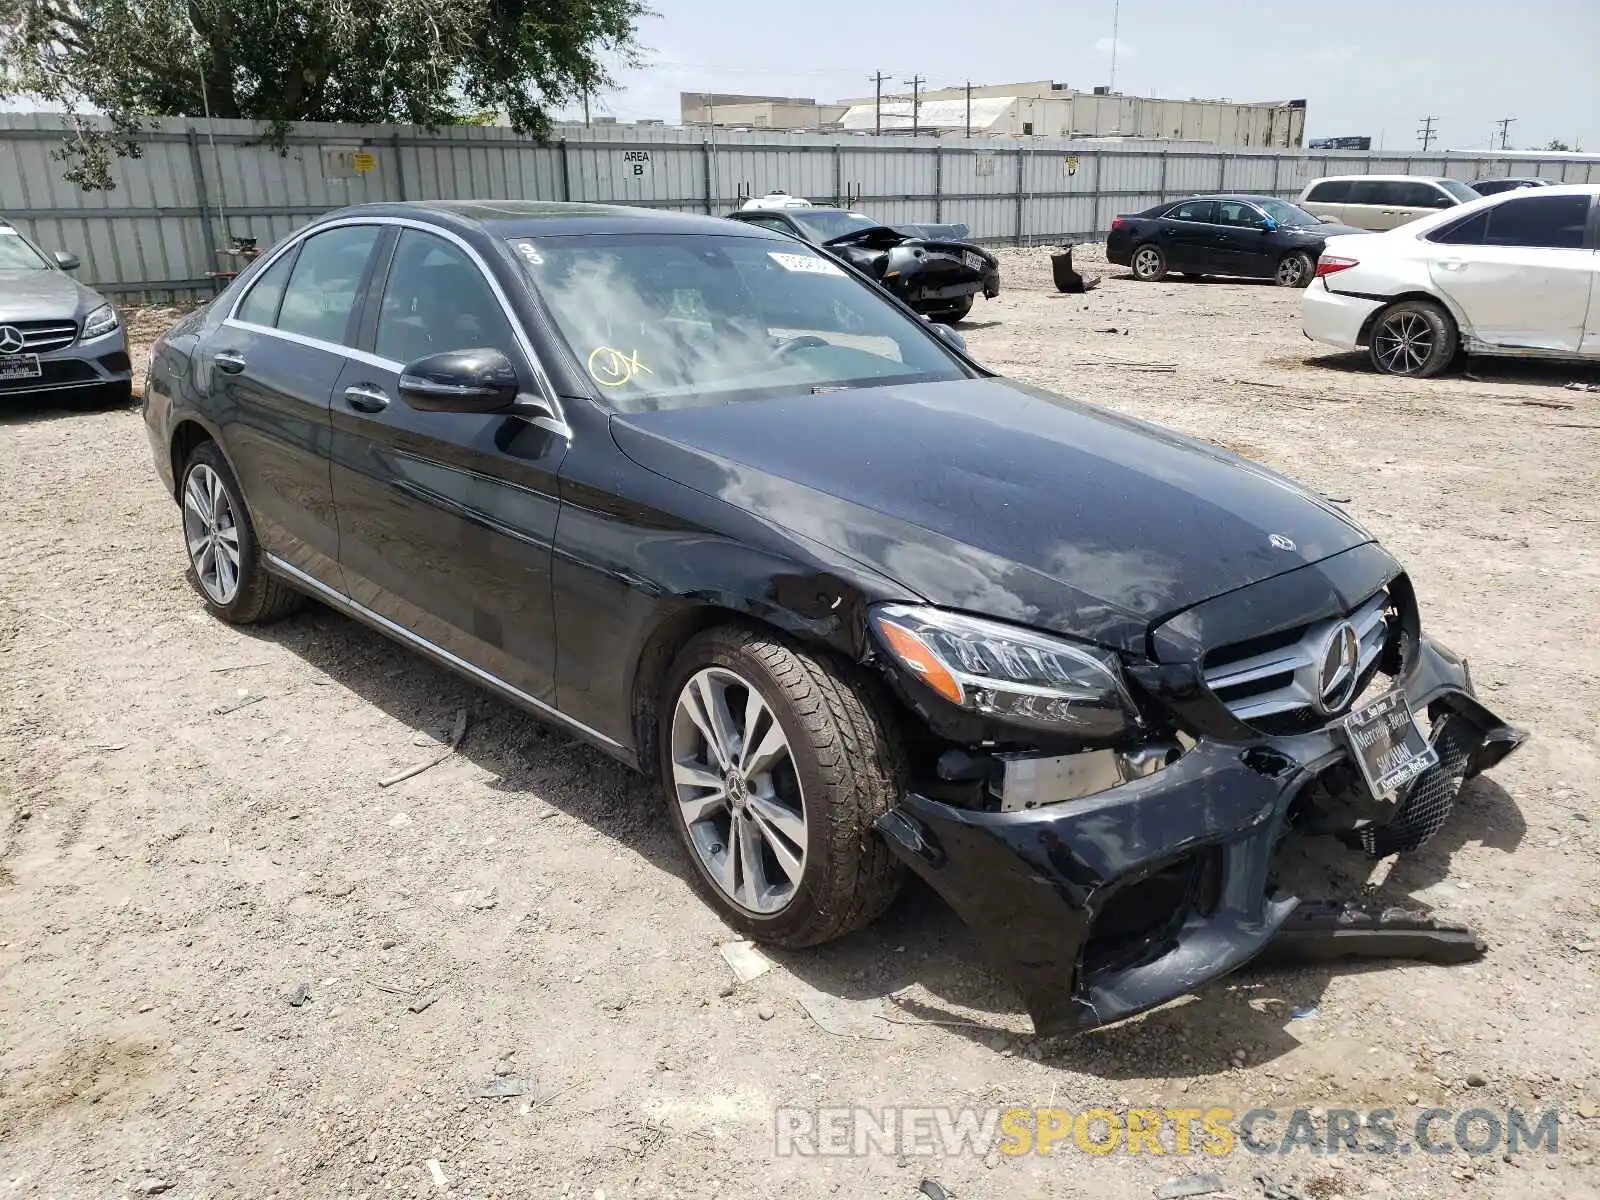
top-left (144, 201), bottom-right (1521, 1035)
top-left (1106, 194), bottom-right (1368, 287)
top-left (726, 200), bottom-right (1000, 323)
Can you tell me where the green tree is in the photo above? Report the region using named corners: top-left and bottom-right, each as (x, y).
top-left (1543, 139), bottom-right (1572, 152)
top-left (0, 0), bottom-right (647, 188)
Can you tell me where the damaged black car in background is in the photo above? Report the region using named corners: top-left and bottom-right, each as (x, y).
top-left (727, 193), bottom-right (1000, 323)
top-left (142, 202), bottom-right (1523, 1040)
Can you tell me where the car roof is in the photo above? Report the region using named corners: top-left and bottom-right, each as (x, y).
top-left (1304, 174), bottom-right (1461, 184)
top-left (321, 200), bottom-right (780, 239)
top-left (1167, 194), bottom-right (1283, 204)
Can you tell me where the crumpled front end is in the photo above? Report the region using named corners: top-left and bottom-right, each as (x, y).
top-left (872, 544), bottom-right (1525, 1036)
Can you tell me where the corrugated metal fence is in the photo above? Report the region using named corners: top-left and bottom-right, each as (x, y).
top-left (3, 113), bottom-right (1596, 301)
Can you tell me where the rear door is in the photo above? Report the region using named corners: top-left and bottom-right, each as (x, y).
top-left (1427, 193), bottom-right (1595, 352)
top-left (209, 222), bottom-right (384, 585)
top-left (328, 224), bottom-right (568, 706)
top-left (1159, 199), bottom-right (1219, 271)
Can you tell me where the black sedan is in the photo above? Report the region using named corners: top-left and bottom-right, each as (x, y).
top-left (1107, 194), bottom-right (1367, 287)
top-left (1469, 177), bottom-right (1553, 196)
top-left (726, 203), bottom-right (999, 323)
top-left (143, 201), bottom-right (1521, 1036)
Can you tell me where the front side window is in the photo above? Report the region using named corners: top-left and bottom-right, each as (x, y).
top-left (1484, 194), bottom-right (1591, 249)
top-left (1166, 200), bottom-right (1216, 223)
top-left (375, 230), bottom-right (518, 366)
top-left (275, 225), bottom-right (380, 345)
top-left (1393, 181), bottom-right (1450, 208)
top-left (1215, 201), bottom-right (1264, 227)
top-left (0, 228), bottom-right (50, 270)
top-left (1436, 179), bottom-right (1482, 204)
top-left (510, 232), bottom-right (972, 412)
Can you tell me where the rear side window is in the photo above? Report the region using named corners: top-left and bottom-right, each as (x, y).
top-left (1429, 210), bottom-right (1490, 245)
top-left (375, 230), bottom-right (518, 366)
top-left (1484, 194), bottom-right (1591, 249)
top-left (1347, 180), bottom-right (1394, 206)
top-left (1305, 180), bottom-right (1351, 203)
top-left (235, 252), bottom-right (295, 326)
top-left (1167, 199), bottom-right (1217, 223)
top-left (275, 226), bottom-right (380, 346)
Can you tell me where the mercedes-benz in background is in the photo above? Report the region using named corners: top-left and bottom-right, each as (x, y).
top-left (141, 201), bottom-right (1523, 1036)
top-left (0, 216), bottom-right (132, 406)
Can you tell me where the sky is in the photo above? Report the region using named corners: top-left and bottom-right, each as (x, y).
top-left (560, 0), bottom-right (1600, 152)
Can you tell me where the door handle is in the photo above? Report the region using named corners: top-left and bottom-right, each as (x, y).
top-left (214, 351), bottom-right (247, 375)
top-left (1438, 260), bottom-right (1469, 272)
top-left (343, 384), bottom-right (391, 413)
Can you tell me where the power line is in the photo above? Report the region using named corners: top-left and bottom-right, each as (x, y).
top-left (903, 75), bottom-right (925, 137)
top-left (1416, 115), bottom-right (1437, 152)
top-left (1494, 117), bottom-right (1515, 150)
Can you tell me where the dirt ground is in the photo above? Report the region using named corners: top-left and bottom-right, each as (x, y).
top-left (3, 249), bottom-right (1599, 1200)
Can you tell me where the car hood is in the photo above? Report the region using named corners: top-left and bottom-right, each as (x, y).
top-left (609, 378), bottom-right (1372, 653)
top-left (0, 269), bottom-right (98, 322)
top-left (1294, 222), bottom-right (1369, 239)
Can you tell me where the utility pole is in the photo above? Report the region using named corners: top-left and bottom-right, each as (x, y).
top-left (964, 81), bottom-right (973, 138)
top-left (1109, 0), bottom-right (1122, 92)
top-left (871, 71), bottom-right (885, 136)
top-left (1416, 115), bottom-right (1437, 151)
top-left (1494, 117), bottom-right (1515, 150)
top-left (903, 75), bottom-right (925, 137)
top-left (583, 90), bottom-right (591, 128)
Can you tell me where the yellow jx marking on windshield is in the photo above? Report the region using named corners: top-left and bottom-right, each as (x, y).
top-left (587, 346), bottom-right (653, 388)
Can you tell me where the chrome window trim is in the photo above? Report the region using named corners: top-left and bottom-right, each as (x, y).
top-left (222, 214), bottom-right (569, 435)
top-left (264, 553), bottom-right (622, 751)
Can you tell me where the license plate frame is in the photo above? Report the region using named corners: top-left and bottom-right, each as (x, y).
top-left (1338, 689), bottom-right (1439, 801)
top-left (0, 353), bottom-right (42, 381)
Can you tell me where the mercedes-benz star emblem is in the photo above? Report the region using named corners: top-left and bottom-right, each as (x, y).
top-left (0, 327), bottom-right (24, 356)
top-left (1269, 533), bottom-right (1297, 552)
top-left (1315, 621), bottom-right (1361, 714)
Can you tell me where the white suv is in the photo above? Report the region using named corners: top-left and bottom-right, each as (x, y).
top-left (1298, 175), bottom-right (1480, 231)
top-left (1302, 185), bottom-right (1599, 377)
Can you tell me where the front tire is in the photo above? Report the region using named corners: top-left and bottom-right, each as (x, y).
top-left (1131, 244), bottom-right (1168, 281)
top-left (1368, 300), bottom-right (1457, 378)
top-left (658, 626), bottom-right (905, 947)
top-left (180, 441), bottom-right (302, 624)
top-left (930, 295), bottom-right (975, 325)
top-left (1275, 252), bottom-right (1315, 288)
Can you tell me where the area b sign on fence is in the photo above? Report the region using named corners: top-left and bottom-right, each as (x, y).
top-left (621, 149), bottom-right (652, 178)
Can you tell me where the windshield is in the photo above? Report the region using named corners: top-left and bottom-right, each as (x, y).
top-left (1436, 179), bottom-right (1481, 203)
top-left (1258, 199), bottom-right (1321, 227)
top-left (789, 210), bottom-right (880, 241)
top-left (0, 229), bottom-right (50, 270)
top-left (511, 232), bottom-right (972, 412)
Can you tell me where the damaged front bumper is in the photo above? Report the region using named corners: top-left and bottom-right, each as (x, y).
top-left (875, 633), bottom-right (1525, 1037)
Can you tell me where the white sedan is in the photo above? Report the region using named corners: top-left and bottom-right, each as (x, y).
top-left (1302, 184), bottom-right (1599, 377)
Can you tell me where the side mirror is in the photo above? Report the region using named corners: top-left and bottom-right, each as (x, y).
top-left (398, 348), bottom-right (521, 413)
top-left (53, 250), bottom-right (80, 271)
top-left (932, 323), bottom-right (967, 352)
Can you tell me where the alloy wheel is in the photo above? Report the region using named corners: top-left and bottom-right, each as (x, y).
top-left (1373, 311), bottom-right (1435, 375)
top-left (183, 463), bottom-right (242, 604)
top-left (1133, 247), bottom-right (1162, 279)
top-left (1276, 256), bottom-right (1308, 286)
top-left (670, 666), bottom-right (808, 915)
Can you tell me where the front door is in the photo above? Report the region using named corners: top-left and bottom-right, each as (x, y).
top-left (329, 226), bottom-right (569, 705)
top-left (1212, 199), bottom-right (1272, 276)
top-left (206, 222), bottom-right (383, 584)
top-left (1428, 193), bottom-right (1595, 353)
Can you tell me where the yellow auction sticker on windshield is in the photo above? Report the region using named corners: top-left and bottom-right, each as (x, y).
top-left (588, 346), bottom-right (653, 387)
top-left (768, 252), bottom-right (845, 276)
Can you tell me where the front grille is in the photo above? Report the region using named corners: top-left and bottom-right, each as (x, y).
top-left (1203, 588), bottom-right (1391, 729)
top-left (1, 319), bottom-right (79, 353)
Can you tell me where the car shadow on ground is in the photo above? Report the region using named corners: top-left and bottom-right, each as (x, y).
top-left (235, 595), bottom-right (1530, 1076)
top-left (0, 392), bottom-right (137, 426)
top-left (1304, 350), bottom-right (1600, 390)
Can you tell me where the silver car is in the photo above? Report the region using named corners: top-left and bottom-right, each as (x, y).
top-left (0, 218), bottom-right (131, 406)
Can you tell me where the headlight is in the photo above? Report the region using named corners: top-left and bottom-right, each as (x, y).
top-left (82, 304), bottom-right (119, 340)
top-left (870, 604), bottom-right (1140, 737)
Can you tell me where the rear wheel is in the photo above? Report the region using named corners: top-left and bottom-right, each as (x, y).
top-left (1131, 244), bottom-right (1168, 282)
top-left (659, 626), bottom-right (904, 947)
top-left (180, 441), bottom-right (303, 624)
top-left (1368, 299), bottom-right (1457, 378)
top-left (930, 296), bottom-right (974, 325)
top-left (1274, 252), bottom-right (1315, 288)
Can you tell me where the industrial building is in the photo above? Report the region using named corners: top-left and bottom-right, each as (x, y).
top-left (681, 81), bottom-right (1306, 148)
